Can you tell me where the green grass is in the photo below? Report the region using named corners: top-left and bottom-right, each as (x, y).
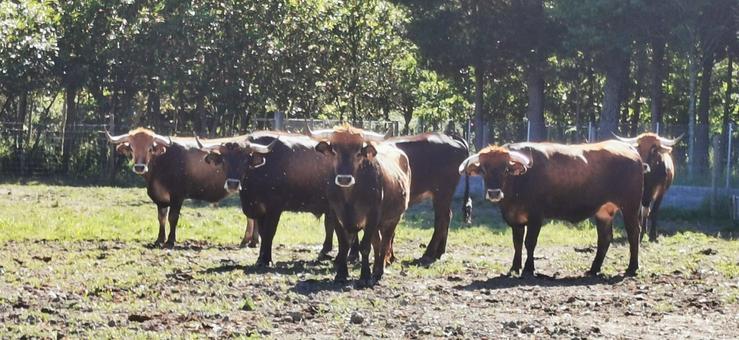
top-left (1, 184), bottom-right (738, 337)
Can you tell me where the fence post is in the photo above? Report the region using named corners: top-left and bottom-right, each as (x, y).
top-left (526, 119), bottom-right (531, 142)
top-left (711, 135), bottom-right (721, 217)
top-left (587, 122), bottom-right (594, 142)
top-left (655, 122), bottom-right (660, 135)
top-left (726, 122), bottom-right (733, 189)
top-left (273, 111), bottom-right (284, 131)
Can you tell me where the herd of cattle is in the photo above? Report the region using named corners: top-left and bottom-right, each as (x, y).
top-left (104, 124), bottom-right (681, 284)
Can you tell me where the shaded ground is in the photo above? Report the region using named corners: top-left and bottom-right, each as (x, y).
top-left (0, 185), bottom-right (738, 338)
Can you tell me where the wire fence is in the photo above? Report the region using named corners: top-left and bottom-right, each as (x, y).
top-left (1, 117), bottom-right (737, 188)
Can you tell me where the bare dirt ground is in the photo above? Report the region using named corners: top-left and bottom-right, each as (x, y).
top-left (1, 239), bottom-right (737, 339)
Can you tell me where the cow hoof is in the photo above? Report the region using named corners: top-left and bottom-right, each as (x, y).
top-left (163, 241), bottom-right (175, 249)
top-left (416, 256), bottom-right (436, 267)
top-left (520, 270), bottom-right (536, 279)
top-left (624, 267), bottom-right (638, 277)
top-left (334, 274), bottom-right (348, 284)
top-left (355, 277), bottom-right (375, 289)
top-left (317, 252), bottom-right (333, 262)
top-left (248, 241), bottom-right (258, 248)
top-left (255, 260), bottom-right (272, 268)
top-left (584, 269), bottom-right (602, 277)
top-left (648, 237), bottom-right (658, 243)
top-left (347, 254), bottom-right (360, 264)
top-left (239, 241), bottom-right (248, 249)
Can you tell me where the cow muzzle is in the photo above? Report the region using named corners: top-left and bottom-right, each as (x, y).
top-left (486, 189), bottom-right (504, 203)
top-left (642, 163), bottom-right (651, 174)
top-left (335, 175), bottom-right (356, 188)
top-left (224, 179), bottom-right (242, 193)
top-left (132, 163), bottom-right (148, 175)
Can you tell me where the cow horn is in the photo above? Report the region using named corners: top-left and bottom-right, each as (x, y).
top-left (105, 130), bottom-right (129, 144)
top-left (611, 132), bottom-right (639, 146)
top-left (658, 133), bottom-right (684, 147)
top-left (458, 153), bottom-right (480, 174)
top-left (361, 130), bottom-right (387, 142)
top-left (153, 133), bottom-right (172, 146)
top-left (247, 138), bottom-right (278, 154)
top-left (195, 136), bottom-right (222, 152)
top-left (508, 151), bottom-right (531, 167)
top-left (308, 128), bottom-right (334, 140)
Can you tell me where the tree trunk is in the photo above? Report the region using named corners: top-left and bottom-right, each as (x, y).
top-left (17, 93), bottom-right (28, 175)
top-left (402, 105), bottom-right (413, 135)
top-left (473, 62), bottom-right (486, 149)
top-left (631, 46), bottom-right (648, 135)
top-left (62, 85), bottom-right (77, 174)
top-left (695, 53), bottom-right (714, 175)
top-left (650, 38), bottom-right (666, 132)
top-left (146, 79), bottom-right (161, 129)
top-left (719, 52), bottom-right (733, 176)
top-left (598, 53), bottom-right (629, 140)
top-left (687, 50), bottom-right (698, 180)
top-left (526, 65), bottom-right (546, 141)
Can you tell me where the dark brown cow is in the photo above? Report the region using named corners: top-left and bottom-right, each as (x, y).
top-left (460, 141), bottom-right (644, 276)
top-left (311, 125), bottom-right (411, 285)
top-left (197, 131), bottom-right (339, 266)
top-left (106, 128), bottom-right (243, 248)
top-left (614, 133), bottom-right (682, 242)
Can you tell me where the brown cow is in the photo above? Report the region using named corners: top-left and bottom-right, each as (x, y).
top-left (339, 132), bottom-right (471, 264)
top-left (106, 128), bottom-right (249, 248)
top-left (312, 125), bottom-right (411, 285)
top-left (614, 133), bottom-right (682, 242)
top-left (460, 141), bottom-right (643, 276)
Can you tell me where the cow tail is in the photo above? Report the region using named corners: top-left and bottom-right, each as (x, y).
top-left (463, 172), bottom-right (472, 224)
top-left (453, 133), bottom-right (473, 224)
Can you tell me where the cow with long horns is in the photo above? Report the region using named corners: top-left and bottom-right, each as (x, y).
top-left (613, 132), bottom-right (682, 242)
top-left (106, 128), bottom-right (249, 248)
top-left (460, 141), bottom-right (644, 276)
top-left (311, 125), bottom-right (411, 285)
top-left (197, 131), bottom-right (339, 266)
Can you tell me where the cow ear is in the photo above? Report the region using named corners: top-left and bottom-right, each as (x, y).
top-left (508, 161), bottom-right (528, 176)
top-left (361, 143), bottom-right (377, 160)
top-left (116, 143), bottom-right (131, 156)
top-left (315, 141), bottom-right (333, 155)
top-left (153, 144), bottom-right (167, 156)
top-left (250, 153), bottom-right (266, 169)
top-left (204, 153), bottom-right (223, 165)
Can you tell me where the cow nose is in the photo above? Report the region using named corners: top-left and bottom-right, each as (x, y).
top-left (132, 164), bottom-right (147, 174)
top-left (335, 175), bottom-right (355, 187)
top-left (224, 179), bottom-right (242, 192)
top-left (486, 189), bottom-right (504, 202)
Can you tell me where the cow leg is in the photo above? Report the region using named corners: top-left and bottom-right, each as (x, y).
top-left (256, 212), bottom-right (281, 267)
top-left (588, 203), bottom-right (616, 275)
top-left (522, 219), bottom-right (542, 276)
top-left (371, 228), bottom-right (384, 282)
top-left (347, 233), bottom-right (360, 264)
top-left (334, 226), bottom-right (351, 283)
top-left (508, 225), bottom-right (525, 276)
top-left (622, 205), bottom-right (641, 276)
top-left (155, 204), bottom-right (168, 246)
top-left (421, 194), bottom-right (452, 264)
top-left (240, 218), bottom-right (259, 248)
top-left (164, 200), bottom-right (183, 249)
top-left (648, 195), bottom-right (664, 243)
top-left (318, 212), bottom-right (336, 261)
top-left (385, 230), bottom-right (396, 265)
top-left (358, 222), bottom-right (377, 286)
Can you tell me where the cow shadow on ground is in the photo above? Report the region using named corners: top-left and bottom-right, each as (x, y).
top-left (201, 259), bottom-right (335, 277)
top-left (455, 273), bottom-right (628, 291)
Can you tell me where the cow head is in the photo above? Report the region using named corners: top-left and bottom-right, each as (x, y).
top-left (197, 136), bottom-right (277, 193)
top-left (310, 125), bottom-right (387, 188)
top-left (106, 128), bottom-right (171, 175)
top-left (613, 132), bottom-right (682, 173)
top-left (459, 146), bottom-right (531, 203)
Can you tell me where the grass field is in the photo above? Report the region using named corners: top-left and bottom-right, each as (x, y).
top-left (0, 183), bottom-right (738, 338)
